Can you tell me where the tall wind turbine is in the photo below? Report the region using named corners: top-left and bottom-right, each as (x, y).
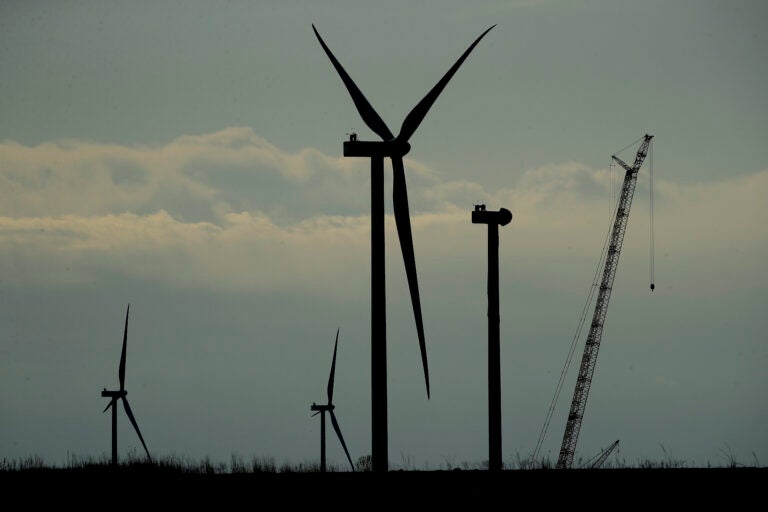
top-left (313, 24), bottom-right (495, 472)
top-left (101, 304), bottom-right (151, 465)
top-left (310, 329), bottom-right (355, 472)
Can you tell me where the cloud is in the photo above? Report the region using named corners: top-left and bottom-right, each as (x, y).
top-left (0, 128), bottom-right (765, 296)
top-left (0, 127), bottom-right (371, 224)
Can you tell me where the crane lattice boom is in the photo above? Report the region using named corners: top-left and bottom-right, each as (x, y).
top-left (556, 134), bottom-right (653, 469)
top-left (589, 440), bottom-right (620, 469)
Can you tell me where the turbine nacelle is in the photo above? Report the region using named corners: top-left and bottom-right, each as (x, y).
top-left (343, 139), bottom-right (411, 158)
top-left (310, 403), bottom-right (336, 412)
top-left (472, 204), bottom-right (513, 226)
top-left (101, 389), bottom-right (127, 399)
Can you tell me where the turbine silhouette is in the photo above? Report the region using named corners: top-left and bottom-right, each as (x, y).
top-left (472, 204), bottom-right (513, 471)
top-left (101, 304), bottom-right (151, 465)
top-left (313, 24), bottom-right (495, 471)
top-left (310, 329), bottom-right (355, 472)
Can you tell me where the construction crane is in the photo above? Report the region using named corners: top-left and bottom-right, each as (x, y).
top-left (554, 134), bottom-right (654, 469)
top-left (583, 439), bottom-right (620, 469)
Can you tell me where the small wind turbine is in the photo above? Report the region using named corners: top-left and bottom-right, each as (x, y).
top-left (313, 23), bottom-right (495, 472)
top-left (101, 304), bottom-right (151, 465)
top-left (311, 329), bottom-right (355, 472)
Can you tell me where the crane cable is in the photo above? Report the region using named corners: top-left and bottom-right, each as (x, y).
top-left (649, 140), bottom-right (655, 291)
top-left (614, 134), bottom-right (646, 155)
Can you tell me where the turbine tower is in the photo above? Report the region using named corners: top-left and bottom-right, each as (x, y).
top-left (472, 204), bottom-right (513, 471)
top-left (101, 304), bottom-right (151, 465)
top-left (310, 329), bottom-right (355, 472)
top-left (313, 24), bottom-right (495, 472)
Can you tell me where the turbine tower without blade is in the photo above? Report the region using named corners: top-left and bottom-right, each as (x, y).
top-left (310, 329), bottom-right (355, 472)
top-left (101, 304), bottom-right (151, 465)
top-left (313, 24), bottom-right (495, 472)
top-left (472, 204), bottom-right (513, 471)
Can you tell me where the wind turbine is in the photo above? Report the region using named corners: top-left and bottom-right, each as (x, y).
top-left (310, 329), bottom-right (355, 472)
top-left (101, 304), bottom-right (151, 465)
top-left (313, 24), bottom-right (495, 472)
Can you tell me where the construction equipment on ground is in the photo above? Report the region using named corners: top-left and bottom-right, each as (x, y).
top-left (583, 439), bottom-right (620, 469)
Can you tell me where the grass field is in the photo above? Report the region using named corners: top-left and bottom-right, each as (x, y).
top-left (2, 454), bottom-right (764, 506)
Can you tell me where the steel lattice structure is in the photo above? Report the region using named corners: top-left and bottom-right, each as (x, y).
top-left (589, 440), bottom-right (620, 469)
top-left (556, 135), bottom-right (653, 469)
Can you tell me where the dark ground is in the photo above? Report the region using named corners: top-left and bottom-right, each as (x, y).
top-left (3, 468), bottom-right (765, 506)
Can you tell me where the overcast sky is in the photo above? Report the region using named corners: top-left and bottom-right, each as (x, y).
top-left (1, 0), bottom-right (766, 469)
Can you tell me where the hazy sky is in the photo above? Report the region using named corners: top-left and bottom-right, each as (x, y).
top-left (1, 0), bottom-right (766, 469)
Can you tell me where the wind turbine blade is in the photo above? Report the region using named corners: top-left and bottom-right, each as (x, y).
top-left (121, 397), bottom-right (151, 461)
top-left (397, 25), bottom-right (495, 143)
top-left (329, 410), bottom-right (355, 472)
top-left (311, 410), bottom-right (321, 418)
top-left (391, 156), bottom-right (430, 398)
top-left (103, 398), bottom-right (115, 413)
top-left (312, 24), bottom-right (394, 141)
top-left (327, 328), bottom-right (339, 404)
top-left (119, 304), bottom-right (129, 391)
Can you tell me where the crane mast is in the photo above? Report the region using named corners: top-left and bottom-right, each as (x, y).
top-left (556, 134), bottom-right (653, 469)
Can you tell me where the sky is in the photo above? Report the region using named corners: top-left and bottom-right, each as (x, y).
top-left (1, 0), bottom-right (766, 469)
